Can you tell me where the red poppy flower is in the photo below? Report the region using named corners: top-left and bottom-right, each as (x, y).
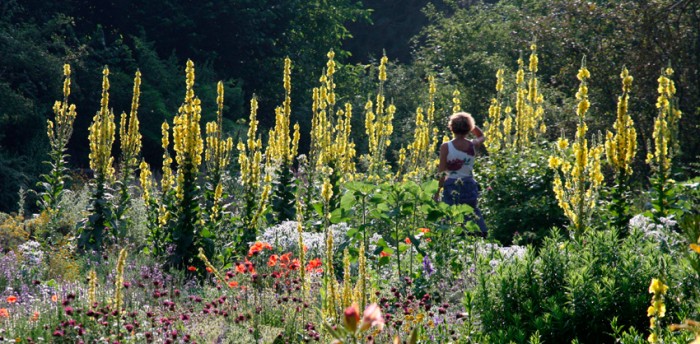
top-left (205, 267), bottom-right (213, 273)
top-left (6, 296), bottom-right (17, 304)
top-left (404, 237), bottom-right (411, 244)
top-left (379, 251), bottom-right (391, 257)
top-left (235, 263), bottom-right (246, 274)
top-left (228, 281), bottom-right (239, 288)
top-left (289, 258), bottom-right (301, 270)
top-left (187, 266), bottom-right (197, 272)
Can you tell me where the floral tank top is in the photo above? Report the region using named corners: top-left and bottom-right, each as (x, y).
top-left (445, 140), bottom-right (475, 179)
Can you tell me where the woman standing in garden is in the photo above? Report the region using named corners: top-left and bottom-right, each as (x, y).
top-left (437, 112), bottom-right (488, 237)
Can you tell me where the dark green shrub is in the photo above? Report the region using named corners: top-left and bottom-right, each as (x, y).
top-left (471, 227), bottom-right (697, 343)
top-left (479, 146), bottom-right (566, 246)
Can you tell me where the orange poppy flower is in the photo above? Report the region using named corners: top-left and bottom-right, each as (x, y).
top-left (228, 281), bottom-right (239, 288)
top-left (235, 263), bottom-right (246, 274)
top-left (205, 267), bottom-right (214, 273)
top-left (280, 252), bottom-right (292, 264)
top-left (268, 255), bottom-right (278, 267)
top-left (51, 295), bottom-right (58, 302)
top-left (31, 311), bottom-right (39, 321)
top-left (6, 296), bottom-right (17, 304)
top-left (379, 251), bottom-right (391, 257)
top-left (419, 228), bottom-right (430, 233)
top-left (404, 237), bottom-right (411, 244)
top-left (187, 266), bottom-right (197, 272)
top-left (0, 308), bottom-right (8, 318)
top-left (306, 258), bottom-right (323, 273)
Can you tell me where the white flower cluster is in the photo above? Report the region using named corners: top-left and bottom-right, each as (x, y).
top-left (629, 214), bottom-right (680, 245)
top-left (472, 242), bottom-right (528, 268)
top-left (17, 240), bottom-right (44, 267)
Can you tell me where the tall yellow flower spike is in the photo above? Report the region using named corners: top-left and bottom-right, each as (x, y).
top-left (119, 70), bottom-right (142, 171)
top-left (484, 69), bottom-right (506, 152)
top-left (88, 67), bottom-right (116, 180)
top-left (363, 54), bottom-right (394, 181)
top-left (647, 278), bottom-right (668, 343)
top-left (605, 67), bottom-right (637, 177)
top-left (48, 64), bottom-right (78, 156)
top-left (403, 75), bottom-right (439, 181)
top-left (514, 44), bottom-right (545, 149)
top-left (549, 58), bottom-right (604, 236)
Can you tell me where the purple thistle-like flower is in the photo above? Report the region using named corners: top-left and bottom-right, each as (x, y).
top-left (422, 256), bottom-right (435, 277)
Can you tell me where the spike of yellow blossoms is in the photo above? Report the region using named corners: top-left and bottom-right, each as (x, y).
top-left (88, 67), bottom-right (116, 180)
top-left (605, 67), bottom-right (637, 178)
top-left (549, 58), bottom-right (603, 236)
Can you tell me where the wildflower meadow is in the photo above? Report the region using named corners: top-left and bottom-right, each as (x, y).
top-left (1, 1), bottom-right (699, 343)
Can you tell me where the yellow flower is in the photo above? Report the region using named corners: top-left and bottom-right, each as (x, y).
top-left (648, 278), bottom-right (668, 295)
top-left (647, 333), bottom-right (657, 343)
top-left (557, 138), bottom-right (569, 150)
top-left (690, 243), bottom-right (700, 254)
top-left (548, 156), bottom-right (560, 169)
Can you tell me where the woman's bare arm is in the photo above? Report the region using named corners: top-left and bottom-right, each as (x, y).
top-left (471, 126), bottom-right (485, 145)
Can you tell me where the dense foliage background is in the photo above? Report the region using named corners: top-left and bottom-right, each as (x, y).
top-left (1, 0), bottom-right (699, 213)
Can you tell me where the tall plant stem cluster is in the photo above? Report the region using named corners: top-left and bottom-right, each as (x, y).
top-left (363, 55), bottom-right (395, 182)
top-left (604, 68), bottom-right (637, 229)
top-left (114, 70), bottom-right (143, 237)
top-left (40, 64), bottom-right (77, 215)
top-left (549, 58), bottom-right (604, 237)
top-left (308, 50), bottom-right (357, 211)
top-left (646, 67), bottom-right (681, 220)
top-left (484, 69), bottom-right (507, 153)
top-left (237, 96), bottom-right (271, 250)
top-left (484, 43), bottom-right (544, 153)
top-left (204, 81), bottom-right (234, 232)
top-left (269, 57), bottom-right (301, 221)
top-left (80, 67), bottom-right (117, 251)
top-left (139, 60), bottom-right (233, 268)
top-left (399, 75), bottom-right (440, 181)
top-left (514, 44), bottom-right (546, 149)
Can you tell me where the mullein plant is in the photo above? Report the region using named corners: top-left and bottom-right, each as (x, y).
top-left (38, 64), bottom-right (77, 217)
top-left (140, 60), bottom-right (215, 269)
top-left (138, 123), bottom-right (174, 257)
top-left (79, 67), bottom-right (117, 251)
top-left (167, 59), bottom-right (214, 269)
top-left (268, 57), bottom-right (301, 221)
top-left (549, 58), bottom-right (604, 238)
top-left (203, 81), bottom-right (234, 239)
top-left (646, 67), bottom-right (681, 221)
top-left (322, 178), bottom-right (340, 323)
top-left (604, 68), bottom-right (637, 230)
top-left (484, 69), bottom-right (507, 153)
top-left (237, 96), bottom-right (272, 252)
top-left (308, 51), bottom-right (356, 211)
top-left (514, 44), bottom-right (546, 150)
top-left (399, 75), bottom-right (440, 181)
top-left (363, 55), bottom-right (395, 182)
top-left (646, 278), bottom-right (668, 344)
top-left (114, 70), bottom-right (143, 239)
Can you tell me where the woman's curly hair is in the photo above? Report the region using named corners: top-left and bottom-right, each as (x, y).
top-left (448, 112), bottom-right (475, 135)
